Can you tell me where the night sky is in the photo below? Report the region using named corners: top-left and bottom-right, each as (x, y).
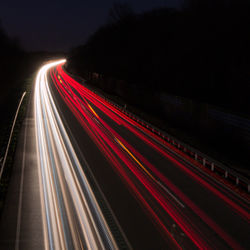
top-left (0, 0), bottom-right (180, 52)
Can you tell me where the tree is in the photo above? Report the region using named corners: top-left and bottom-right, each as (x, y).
top-left (108, 3), bottom-right (134, 23)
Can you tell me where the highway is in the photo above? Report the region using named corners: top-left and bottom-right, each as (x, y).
top-left (1, 59), bottom-right (249, 249)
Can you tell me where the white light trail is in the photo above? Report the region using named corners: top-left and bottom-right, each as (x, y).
top-left (34, 60), bottom-right (118, 250)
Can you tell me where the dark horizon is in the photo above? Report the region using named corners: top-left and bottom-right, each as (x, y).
top-left (0, 0), bottom-right (181, 52)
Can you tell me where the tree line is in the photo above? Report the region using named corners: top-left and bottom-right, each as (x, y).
top-left (67, 0), bottom-right (250, 115)
top-left (0, 21), bottom-right (26, 101)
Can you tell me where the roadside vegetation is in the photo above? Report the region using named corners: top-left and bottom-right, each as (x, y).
top-left (0, 20), bottom-right (64, 215)
top-left (67, 0), bottom-right (250, 115)
top-left (66, 0), bottom-right (250, 175)
top-left (0, 20), bottom-right (27, 213)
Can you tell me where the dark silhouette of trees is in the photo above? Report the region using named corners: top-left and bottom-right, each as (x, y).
top-left (108, 2), bottom-right (134, 23)
top-left (0, 20), bottom-right (26, 105)
top-left (67, 1), bottom-right (250, 115)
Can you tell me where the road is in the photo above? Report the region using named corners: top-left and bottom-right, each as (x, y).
top-left (0, 59), bottom-right (249, 249)
top-left (0, 75), bottom-right (44, 249)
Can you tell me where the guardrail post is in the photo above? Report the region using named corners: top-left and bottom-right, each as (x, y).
top-left (236, 177), bottom-right (239, 185)
top-left (211, 163), bottom-right (214, 171)
top-left (203, 158), bottom-right (206, 166)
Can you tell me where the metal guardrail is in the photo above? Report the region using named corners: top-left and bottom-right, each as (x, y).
top-left (106, 99), bottom-right (250, 194)
top-left (65, 69), bottom-right (250, 194)
top-left (0, 92), bottom-right (26, 181)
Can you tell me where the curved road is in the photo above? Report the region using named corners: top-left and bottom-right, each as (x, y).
top-left (0, 60), bottom-right (249, 249)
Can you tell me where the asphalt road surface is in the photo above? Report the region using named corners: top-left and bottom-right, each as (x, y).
top-left (0, 60), bottom-right (249, 249)
top-left (0, 80), bottom-right (44, 249)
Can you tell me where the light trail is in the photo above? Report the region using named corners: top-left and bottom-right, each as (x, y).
top-left (49, 64), bottom-right (248, 249)
top-left (34, 60), bottom-right (118, 250)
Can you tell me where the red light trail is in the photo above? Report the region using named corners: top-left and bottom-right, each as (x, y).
top-left (47, 63), bottom-right (249, 249)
